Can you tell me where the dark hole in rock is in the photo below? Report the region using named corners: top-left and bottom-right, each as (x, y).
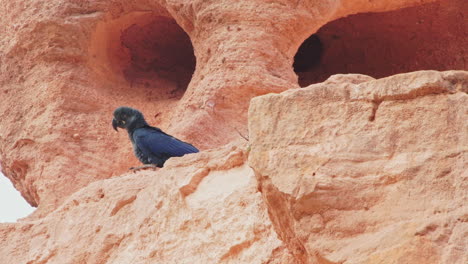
top-left (293, 34), bottom-right (323, 72)
top-left (295, 0), bottom-right (467, 87)
top-left (120, 16), bottom-right (196, 98)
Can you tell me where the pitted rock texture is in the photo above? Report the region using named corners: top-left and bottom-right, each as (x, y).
top-left (249, 70), bottom-right (468, 263)
top-left (0, 0), bottom-right (444, 216)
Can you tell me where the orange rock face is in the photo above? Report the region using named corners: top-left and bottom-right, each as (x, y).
top-left (0, 0), bottom-right (466, 263)
top-left (249, 71), bottom-right (467, 263)
top-left (0, 145), bottom-right (298, 264)
top-left (297, 0), bottom-right (468, 86)
top-left (0, 0), bottom-right (449, 214)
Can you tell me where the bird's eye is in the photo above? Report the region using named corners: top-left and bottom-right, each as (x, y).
top-left (121, 120), bottom-right (126, 125)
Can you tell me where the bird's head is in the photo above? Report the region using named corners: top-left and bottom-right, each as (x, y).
top-left (112, 106), bottom-right (146, 131)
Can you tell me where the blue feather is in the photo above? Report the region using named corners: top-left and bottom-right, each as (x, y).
top-left (132, 127), bottom-right (199, 167)
top-left (113, 106), bottom-right (199, 168)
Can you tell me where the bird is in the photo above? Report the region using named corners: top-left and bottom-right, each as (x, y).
top-left (112, 106), bottom-right (199, 170)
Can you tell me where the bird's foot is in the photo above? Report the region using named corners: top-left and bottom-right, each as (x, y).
top-left (129, 164), bottom-right (159, 171)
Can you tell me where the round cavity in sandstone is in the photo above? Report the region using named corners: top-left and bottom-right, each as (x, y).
top-left (120, 16), bottom-right (196, 97)
top-left (89, 12), bottom-right (196, 99)
top-left (295, 1), bottom-right (467, 87)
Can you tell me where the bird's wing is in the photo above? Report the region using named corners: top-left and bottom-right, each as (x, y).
top-left (133, 127), bottom-right (199, 158)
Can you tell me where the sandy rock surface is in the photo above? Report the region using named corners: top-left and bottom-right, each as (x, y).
top-left (249, 71), bottom-right (467, 263)
top-left (0, 0), bottom-right (466, 263)
top-left (0, 145), bottom-right (297, 264)
top-left (0, 0), bottom-right (449, 215)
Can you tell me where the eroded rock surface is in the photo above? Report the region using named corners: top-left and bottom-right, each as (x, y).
top-left (0, 0), bottom-right (466, 263)
top-left (0, 145), bottom-right (298, 264)
top-left (0, 0), bottom-right (442, 215)
top-left (249, 71), bottom-right (468, 263)
top-left (1, 70), bottom-right (465, 264)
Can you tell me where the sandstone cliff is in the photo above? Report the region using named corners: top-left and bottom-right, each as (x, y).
top-left (0, 0), bottom-right (466, 263)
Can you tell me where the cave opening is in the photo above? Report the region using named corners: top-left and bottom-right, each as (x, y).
top-left (120, 16), bottom-right (196, 98)
top-left (293, 34), bottom-right (323, 73)
top-left (294, 0), bottom-right (467, 87)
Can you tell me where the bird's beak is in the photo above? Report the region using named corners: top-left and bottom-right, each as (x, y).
top-left (112, 118), bottom-right (119, 131)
